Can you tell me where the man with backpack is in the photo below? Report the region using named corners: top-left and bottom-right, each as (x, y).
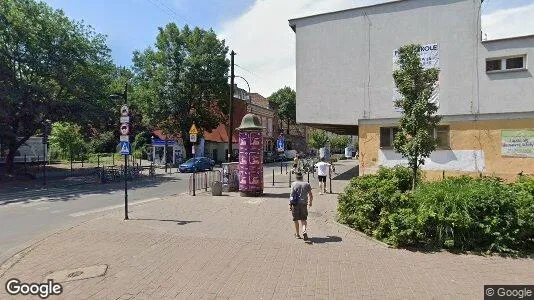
top-left (289, 172), bottom-right (313, 240)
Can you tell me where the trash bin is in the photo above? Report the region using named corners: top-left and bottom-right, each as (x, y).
top-left (212, 181), bottom-right (222, 196)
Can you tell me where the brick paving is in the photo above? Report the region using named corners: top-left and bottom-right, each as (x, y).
top-left (0, 160), bottom-right (533, 299)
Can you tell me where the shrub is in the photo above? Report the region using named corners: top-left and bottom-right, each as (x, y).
top-left (338, 167), bottom-right (534, 254)
top-left (338, 166), bottom-right (416, 236)
top-left (413, 177), bottom-right (525, 253)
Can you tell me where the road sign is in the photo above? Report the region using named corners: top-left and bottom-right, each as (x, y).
top-left (189, 124), bottom-right (198, 135)
top-left (120, 123), bottom-right (129, 135)
top-left (119, 141), bottom-right (131, 155)
top-left (190, 134), bottom-right (197, 143)
top-left (120, 135), bottom-right (129, 142)
top-left (120, 105), bottom-right (129, 116)
top-left (120, 116), bottom-right (130, 123)
top-left (276, 137), bottom-right (285, 152)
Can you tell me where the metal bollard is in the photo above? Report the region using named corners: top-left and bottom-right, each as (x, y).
top-left (280, 161), bottom-right (282, 174)
top-left (307, 171), bottom-right (310, 183)
top-left (97, 154), bottom-right (100, 167)
top-left (329, 168), bottom-right (332, 194)
top-left (193, 169), bottom-right (197, 196)
top-left (289, 170), bottom-right (292, 187)
top-left (285, 163), bottom-right (288, 174)
top-left (272, 169), bottom-right (275, 186)
top-left (205, 173), bottom-right (208, 191)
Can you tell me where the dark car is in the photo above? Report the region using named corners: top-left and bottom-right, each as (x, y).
top-left (178, 157), bottom-right (214, 173)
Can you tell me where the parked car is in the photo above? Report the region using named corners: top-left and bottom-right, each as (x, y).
top-left (178, 157), bottom-right (215, 173)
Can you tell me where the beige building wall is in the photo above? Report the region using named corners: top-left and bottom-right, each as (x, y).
top-left (360, 119), bottom-right (534, 181)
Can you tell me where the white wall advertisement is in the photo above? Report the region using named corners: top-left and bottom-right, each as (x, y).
top-left (393, 43), bottom-right (440, 111)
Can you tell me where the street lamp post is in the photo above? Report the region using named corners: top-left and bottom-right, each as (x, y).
top-left (110, 83), bottom-right (129, 220)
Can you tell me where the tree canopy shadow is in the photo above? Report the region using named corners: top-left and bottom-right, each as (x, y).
top-left (0, 174), bottom-right (185, 206)
top-left (332, 165), bottom-right (359, 181)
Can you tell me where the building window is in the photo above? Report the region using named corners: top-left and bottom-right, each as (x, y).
top-left (267, 118), bottom-right (273, 134)
top-left (486, 59), bottom-right (502, 72)
top-left (434, 125), bottom-right (450, 149)
top-left (486, 55), bottom-right (526, 73)
top-left (380, 127), bottom-right (399, 148)
top-left (506, 56), bottom-right (525, 70)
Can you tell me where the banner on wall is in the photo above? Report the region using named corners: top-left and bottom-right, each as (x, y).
top-left (501, 129), bottom-right (534, 157)
top-left (393, 43), bottom-right (440, 112)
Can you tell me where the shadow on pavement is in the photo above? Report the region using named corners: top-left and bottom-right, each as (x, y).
top-left (262, 192), bottom-right (291, 199)
top-left (306, 236), bottom-right (343, 244)
top-left (0, 175), bottom-right (182, 206)
top-left (332, 165), bottom-right (359, 181)
top-left (131, 218), bottom-right (201, 225)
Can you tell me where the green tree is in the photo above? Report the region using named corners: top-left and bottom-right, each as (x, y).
top-left (392, 44), bottom-right (441, 189)
top-left (0, 0), bottom-right (114, 173)
top-left (330, 135), bottom-right (351, 154)
top-left (90, 131), bottom-right (117, 153)
top-left (131, 24), bottom-right (229, 158)
top-left (268, 87), bottom-right (296, 134)
top-left (308, 129), bottom-right (328, 154)
top-left (49, 122), bottom-right (87, 160)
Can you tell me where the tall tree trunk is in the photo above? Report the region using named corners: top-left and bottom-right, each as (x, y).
top-left (412, 165), bottom-right (418, 190)
top-left (5, 149), bottom-right (15, 174)
top-left (286, 119), bottom-right (290, 135)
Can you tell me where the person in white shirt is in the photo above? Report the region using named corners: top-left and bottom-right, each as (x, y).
top-left (314, 158), bottom-right (332, 194)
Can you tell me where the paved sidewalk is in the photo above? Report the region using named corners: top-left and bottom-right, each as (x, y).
top-left (0, 161), bottom-right (532, 299)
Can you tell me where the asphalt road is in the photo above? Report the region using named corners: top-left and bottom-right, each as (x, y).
top-left (0, 162), bottom-right (294, 265)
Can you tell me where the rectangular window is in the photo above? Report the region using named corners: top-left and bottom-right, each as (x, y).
top-left (486, 59), bottom-right (502, 72)
top-left (435, 125), bottom-right (450, 149)
top-left (267, 118), bottom-right (273, 134)
top-left (486, 55), bottom-right (526, 73)
top-left (506, 56), bottom-right (525, 70)
top-left (380, 127), bottom-right (399, 148)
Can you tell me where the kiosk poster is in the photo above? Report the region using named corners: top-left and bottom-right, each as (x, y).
top-left (238, 131), bottom-right (264, 191)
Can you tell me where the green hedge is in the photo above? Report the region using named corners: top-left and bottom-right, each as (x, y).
top-left (338, 167), bottom-right (534, 254)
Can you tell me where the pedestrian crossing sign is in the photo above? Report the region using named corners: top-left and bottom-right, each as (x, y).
top-left (119, 141), bottom-right (131, 155)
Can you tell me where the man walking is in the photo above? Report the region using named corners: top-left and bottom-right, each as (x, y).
top-left (290, 172), bottom-right (313, 240)
top-left (314, 158), bottom-right (331, 194)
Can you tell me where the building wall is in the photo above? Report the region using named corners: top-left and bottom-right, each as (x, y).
top-left (291, 0), bottom-right (480, 125)
top-left (360, 118), bottom-right (534, 181)
top-left (478, 36), bottom-right (534, 114)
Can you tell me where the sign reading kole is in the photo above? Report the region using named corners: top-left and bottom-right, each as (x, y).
top-left (393, 43), bottom-right (440, 111)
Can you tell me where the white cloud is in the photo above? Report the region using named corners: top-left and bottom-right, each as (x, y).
top-left (221, 1), bottom-right (534, 97)
top-left (220, 0), bottom-right (386, 97)
top-left (482, 3), bottom-right (534, 40)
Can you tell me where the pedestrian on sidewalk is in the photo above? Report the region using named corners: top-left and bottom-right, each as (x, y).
top-left (314, 158), bottom-right (332, 194)
top-left (292, 154), bottom-right (303, 174)
top-left (290, 172), bottom-right (313, 240)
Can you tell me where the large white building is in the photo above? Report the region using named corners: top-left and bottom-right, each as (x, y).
top-left (289, 0), bottom-right (534, 180)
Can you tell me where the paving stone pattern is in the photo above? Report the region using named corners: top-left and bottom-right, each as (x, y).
top-left (0, 161), bottom-right (532, 299)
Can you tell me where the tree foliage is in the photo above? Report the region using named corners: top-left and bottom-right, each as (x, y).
top-left (330, 135), bottom-right (351, 152)
top-left (268, 87), bottom-right (296, 132)
top-left (131, 24), bottom-right (229, 158)
top-left (49, 122), bottom-right (87, 160)
top-left (0, 0), bottom-right (114, 172)
top-left (308, 129), bottom-right (328, 150)
top-left (392, 44), bottom-right (441, 188)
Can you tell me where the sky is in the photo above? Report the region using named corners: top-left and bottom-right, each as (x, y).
top-left (41, 0), bottom-right (534, 97)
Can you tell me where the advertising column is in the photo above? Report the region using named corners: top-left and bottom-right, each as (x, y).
top-left (237, 113), bottom-right (264, 197)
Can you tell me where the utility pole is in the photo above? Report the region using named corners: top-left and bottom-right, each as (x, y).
top-left (228, 50), bottom-right (235, 162)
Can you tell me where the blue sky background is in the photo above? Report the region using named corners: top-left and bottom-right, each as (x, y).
top-left (40, 0), bottom-right (534, 95)
top-left (41, 0), bottom-right (255, 67)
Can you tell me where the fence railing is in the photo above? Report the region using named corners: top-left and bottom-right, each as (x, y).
top-left (189, 170), bottom-right (222, 195)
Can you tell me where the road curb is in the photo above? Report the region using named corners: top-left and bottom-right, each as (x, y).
top-left (0, 215), bottom-right (105, 279)
top-left (0, 195), bottom-right (173, 278)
